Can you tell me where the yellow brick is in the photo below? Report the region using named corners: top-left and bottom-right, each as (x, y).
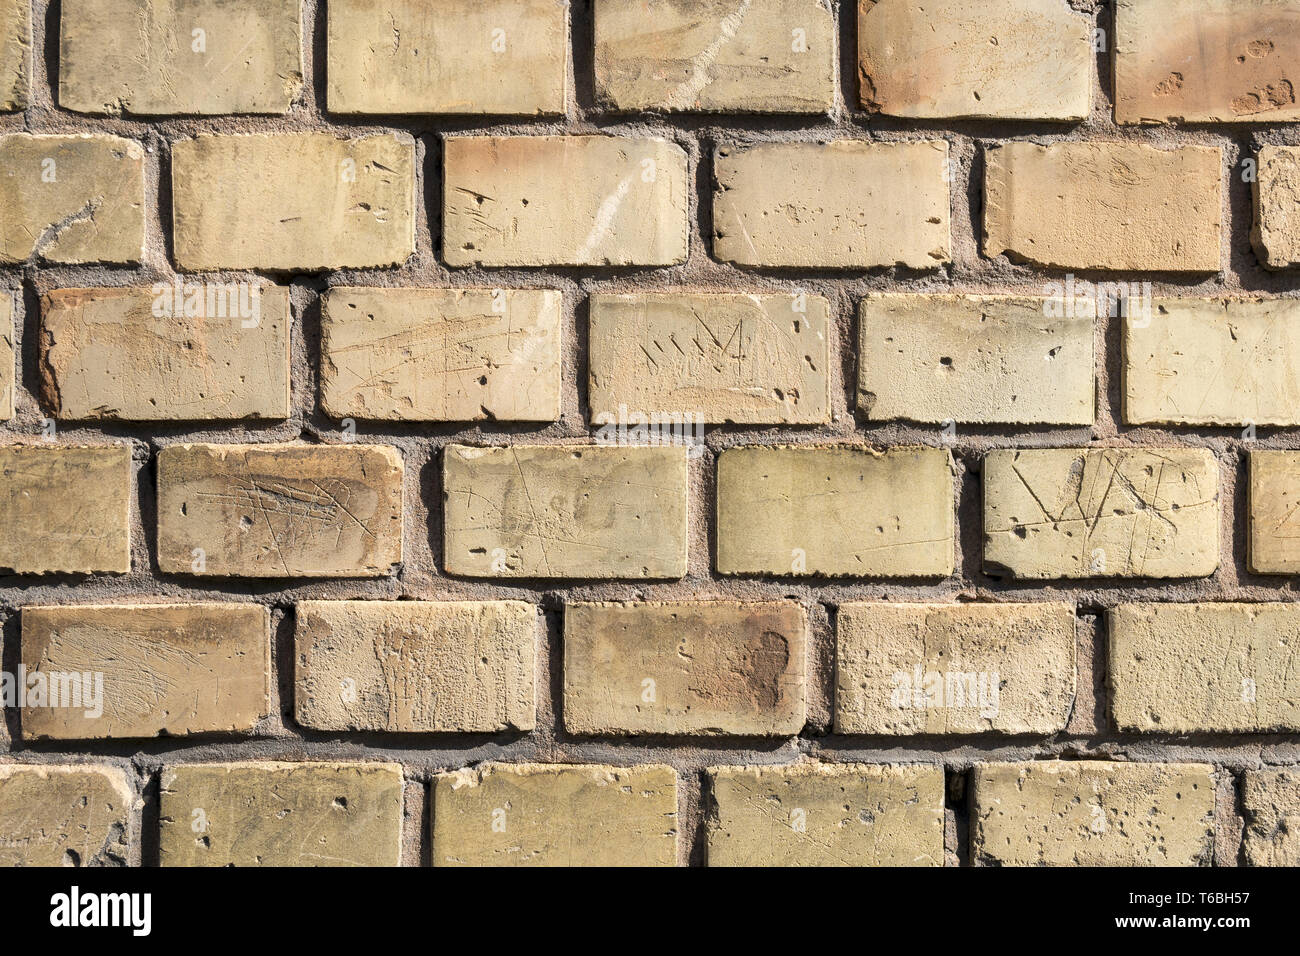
top-left (432, 763), bottom-right (678, 866)
top-left (1253, 145), bottom-right (1300, 270)
top-left (0, 134), bottom-right (144, 266)
top-left (835, 602), bottom-right (1076, 735)
top-left (1242, 769), bottom-right (1300, 866)
top-left (714, 141), bottom-right (950, 268)
top-left (984, 142), bottom-right (1222, 272)
top-left (859, 0), bottom-right (1091, 119)
top-left (564, 601), bottom-right (806, 735)
top-left (320, 288), bottom-right (561, 422)
top-left (0, 0), bottom-right (29, 111)
top-left (328, 0), bottom-right (568, 115)
top-left (159, 762), bottom-right (403, 866)
top-left (156, 443), bottom-right (404, 578)
top-left (443, 135), bottom-right (689, 267)
top-left (42, 285), bottom-right (290, 421)
top-left (0, 445), bottom-right (132, 575)
top-left (295, 600), bottom-right (536, 733)
top-left (983, 448), bottom-right (1220, 579)
top-left (971, 760), bottom-right (1215, 866)
top-left (588, 292), bottom-right (830, 425)
top-left (1249, 450), bottom-right (1300, 573)
top-left (0, 292), bottom-right (12, 420)
top-left (706, 763), bottom-right (944, 866)
top-left (1109, 603), bottom-right (1300, 733)
top-left (1114, 0), bottom-right (1300, 124)
top-left (443, 444), bottom-right (688, 579)
top-left (858, 294), bottom-right (1094, 425)
top-left (20, 603), bottom-right (270, 740)
top-left (0, 765), bottom-right (132, 866)
top-left (594, 0), bottom-right (835, 113)
top-left (59, 0), bottom-right (302, 114)
top-left (171, 132), bottom-right (416, 271)
top-left (716, 445), bottom-right (954, 577)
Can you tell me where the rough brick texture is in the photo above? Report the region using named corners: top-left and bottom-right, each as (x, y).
top-left (0, 0), bottom-right (1296, 871)
top-left (984, 142), bottom-right (1222, 272)
top-left (713, 140), bottom-right (950, 268)
top-left (858, 0), bottom-right (1092, 120)
top-left (59, 0), bottom-right (303, 115)
top-left (171, 132), bottom-right (416, 271)
top-left (595, 0), bottom-right (835, 114)
top-left (156, 443), bottom-right (404, 578)
top-left (983, 448), bottom-right (1220, 579)
top-left (563, 601), bottom-right (806, 735)
top-left (295, 600), bottom-right (536, 733)
top-left (42, 286), bottom-right (291, 421)
top-left (707, 763), bottom-right (944, 866)
top-left (835, 602), bottom-right (1075, 735)
top-left (21, 603), bottom-right (270, 740)
top-left (0, 134), bottom-right (144, 265)
top-left (858, 294), bottom-right (1094, 425)
top-left (442, 443), bottom-right (688, 578)
top-left (0, 444), bottom-right (131, 574)
top-left (972, 761), bottom-right (1216, 866)
top-left (716, 445), bottom-right (954, 577)
top-left (328, 0), bottom-right (569, 116)
top-left (1114, 0), bottom-right (1300, 125)
top-left (321, 287), bottom-right (561, 422)
top-left (432, 763), bottom-right (678, 866)
top-left (159, 762), bottom-right (403, 866)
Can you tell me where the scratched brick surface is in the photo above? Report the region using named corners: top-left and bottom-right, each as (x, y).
top-left (0, 0), bottom-right (1296, 871)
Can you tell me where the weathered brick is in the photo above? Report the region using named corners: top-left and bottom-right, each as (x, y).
top-left (594, 0), bottom-right (834, 113)
top-left (858, 294), bottom-right (1094, 425)
top-left (443, 444), bottom-right (688, 579)
top-left (159, 762), bottom-right (403, 867)
top-left (0, 445), bottom-right (131, 575)
top-left (715, 445), bottom-right (954, 577)
top-left (1242, 768), bottom-right (1300, 866)
top-left (171, 132), bottom-right (416, 271)
top-left (971, 761), bottom-right (1215, 866)
top-left (328, 0), bottom-right (568, 115)
top-left (983, 142), bottom-right (1222, 272)
top-left (0, 292), bottom-right (13, 420)
top-left (432, 763), bottom-right (677, 866)
top-left (563, 601), bottom-right (806, 736)
top-left (835, 602), bottom-right (1076, 735)
top-left (1124, 298), bottom-right (1300, 426)
top-left (320, 287), bottom-right (561, 422)
top-left (983, 448), bottom-right (1220, 580)
top-left (0, 0), bottom-right (29, 111)
top-left (295, 600), bottom-right (536, 733)
top-left (1252, 145), bottom-right (1300, 270)
top-left (156, 443), bottom-right (404, 578)
top-left (858, 0), bottom-right (1091, 120)
top-left (20, 603), bottom-right (270, 740)
top-left (1114, 0), bottom-right (1300, 125)
top-left (706, 763), bottom-right (944, 866)
top-left (0, 765), bottom-right (131, 867)
top-left (1110, 603), bottom-right (1300, 733)
top-left (41, 285), bottom-right (290, 422)
top-left (713, 141), bottom-right (950, 269)
top-left (588, 292), bottom-right (830, 425)
top-left (1249, 450), bottom-right (1300, 574)
top-left (59, 0), bottom-right (302, 115)
top-left (0, 134), bottom-right (144, 266)
top-left (443, 135), bottom-right (688, 267)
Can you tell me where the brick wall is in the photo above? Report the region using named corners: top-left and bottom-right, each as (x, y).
top-left (0, 0), bottom-right (1297, 867)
